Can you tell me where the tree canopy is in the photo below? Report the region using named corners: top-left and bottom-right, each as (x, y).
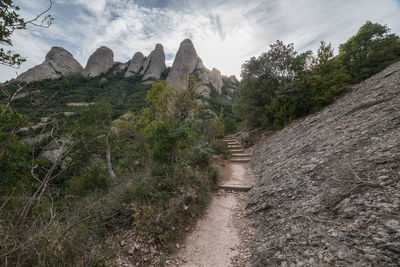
top-left (338, 21), bottom-right (400, 82)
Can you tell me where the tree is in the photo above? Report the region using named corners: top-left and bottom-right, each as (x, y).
top-left (339, 21), bottom-right (400, 82)
top-left (233, 40), bottom-right (312, 127)
top-left (70, 103), bottom-right (117, 183)
top-left (0, 0), bottom-right (53, 67)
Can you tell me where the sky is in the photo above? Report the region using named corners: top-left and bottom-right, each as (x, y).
top-left (1, 0), bottom-right (400, 82)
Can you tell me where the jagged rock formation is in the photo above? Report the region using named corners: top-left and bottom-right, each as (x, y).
top-left (167, 39), bottom-right (199, 88)
top-left (166, 39), bottom-right (236, 98)
top-left (83, 46), bottom-right (114, 77)
top-left (142, 44), bottom-right (166, 80)
top-left (247, 61), bottom-right (400, 266)
top-left (13, 40), bottom-right (237, 99)
top-left (16, 47), bottom-right (83, 83)
top-left (125, 52), bottom-right (145, 77)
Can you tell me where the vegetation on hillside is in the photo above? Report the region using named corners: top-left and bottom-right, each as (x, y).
top-left (234, 21), bottom-right (400, 129)
top-left (0, 73), bottom-right (228, 265)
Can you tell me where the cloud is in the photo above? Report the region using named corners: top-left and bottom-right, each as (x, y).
top-left (1, 0), bottom-right (400, 82)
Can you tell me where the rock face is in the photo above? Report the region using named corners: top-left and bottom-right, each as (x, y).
top-left (209, 68), bottom-right (223, 93)
top-left (125, 52), bottom-right (145, 77)
top-left (17, 47), bottom-right (83, 83)
top-left (83, 46), bottom-right (114, 77)
top-left (142, 44), bottom-right (167, 80)
top-left (167, 39), bottom-right (199, 88)
top-left (248, 61), bottom-right (400, 266)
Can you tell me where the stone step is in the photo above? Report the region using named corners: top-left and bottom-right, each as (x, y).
top-left (229, 149), bottom-right (245, 153)
top-left (230, 158), bottom-right (251, 163)
top-left (227, 143), bottom-right (241, 147)
top-left (231, 153), bottom-right (252, 157)
top-left (218, 184), bottom-right (253, 191)
top-left (227, 143), bottom-right (240, 146)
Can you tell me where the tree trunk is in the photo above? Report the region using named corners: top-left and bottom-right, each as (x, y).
top-left (105, 134), bottom-right (117, 183)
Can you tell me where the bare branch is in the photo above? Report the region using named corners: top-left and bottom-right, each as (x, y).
top-left (0, 92), bottom-right (57, 156)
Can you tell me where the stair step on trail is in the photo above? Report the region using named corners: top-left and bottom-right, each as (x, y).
top-left (218, 184), bottom-right (253, 191)
top-left (229, 149), bottom-right (245, 153)
top-left (231, 153), bottom-right (252, 157)
top-left (230, 158), bottom-right (251, 163)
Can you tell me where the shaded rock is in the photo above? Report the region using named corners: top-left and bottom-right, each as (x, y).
top-left (167, 39), bottom-right (199, 88)
top-left (83, 46), bottom-right (114, 77)
top-left (210, 68), bottom-right (223, 93)
top-left (143, 44), bottom-right (166, 80)
top-left (17, 47), bottom-right (83, 82)
top-left (124, 52), bottom-right (145, 77)
top-left (248, 61), bottom-right (400, 266)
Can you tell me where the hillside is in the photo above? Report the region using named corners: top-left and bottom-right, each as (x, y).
top-left (247, 61), bottom-right (400, 266)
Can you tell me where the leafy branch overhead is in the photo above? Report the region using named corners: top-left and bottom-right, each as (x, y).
top-left (0, 0), bottom-right (53, 67)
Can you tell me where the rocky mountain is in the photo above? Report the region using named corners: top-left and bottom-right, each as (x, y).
top-left (167, 39), bottom-right (237, 98)
top-left (167, 39), bottom-right (199, 87)
top-left (142, 44), bottom-right (167, 80)
top-left (125, 52), bottom-right (145, 77)
top-left (13, 39), bottom-right (237, 99)
top-left (83, 46), bottom-right (114, 77)
top-left (247, 61), bottom-right (400, 266)
top-left (16, 47), bottom-right (83, 82)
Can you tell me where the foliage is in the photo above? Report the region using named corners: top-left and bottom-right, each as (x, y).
top-left (67, 161), bottom-right (110, 196)
top-left (190, 144), bottom-right (213, 168)
top-left (339, 21), bottom-right (400, 83)
top-left (0, 0), bottom-right (53, 67)
top-left (233, 40), bottom-right (313, 128)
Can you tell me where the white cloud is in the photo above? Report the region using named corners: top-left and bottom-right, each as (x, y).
top-left (1, 0), bottom-right (400, 82)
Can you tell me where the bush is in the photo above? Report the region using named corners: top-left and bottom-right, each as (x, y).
top-left (223, 117), bottom-right (238, 134)
top-left (210, 140), bottom-right (231, 158)
top-left (190, 144), bottom-right (213, 168)
top-left (67, 161), bottom-right (110, 196)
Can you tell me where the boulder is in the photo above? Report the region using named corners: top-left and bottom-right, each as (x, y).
top-left (83, 46), bottom-right (114, 77)
top-left (167, 39), bottom-right (199, 88)
top-left (17, 47), bottom-right (83, 83)
top-left (143, 44), bottom-right (167, 80)
top-left (125, 52), bottom-right (145, 77)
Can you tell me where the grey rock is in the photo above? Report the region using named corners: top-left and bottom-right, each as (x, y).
top-left (209, 68), bottom-right (223, 93)
top-left (124, 52), bottom-right (145, 77)
top-left (385, 220), bottom-right (400, 232)
top-left (167, 39), bottom-right (199, 88)
top-left (196, 85), bottom-right (212, 98)
top-left (143, 44), bottom-right (166, 80)
top-left (83, 46), bottom-right (114, 77)
top-left (17, 47), bottom-right (83, 82)
top-left (247, 61), bottom-right (400, 266)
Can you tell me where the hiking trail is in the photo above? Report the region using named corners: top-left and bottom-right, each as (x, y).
top-left (166, 136), bottom-right (255, 266)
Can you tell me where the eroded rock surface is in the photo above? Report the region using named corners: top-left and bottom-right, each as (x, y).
top-left (248, 61), bottom-right (400, 266)
top-left (210, 68), bottom-right (223, 93)
top-left (167, 39), bottom-right (199, 88)
top-left (17, 47), bottom-right (83, 82)
top-left (125, 52), bottom-right (145, 77)
top-left (83, 46), bottom-right (114, 77)
top-left (143, 44), bottom-right (166, 80)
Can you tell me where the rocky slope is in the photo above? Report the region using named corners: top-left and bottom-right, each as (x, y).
top-left (248, 61), bottom-right (400, 266)
top-left (16, 47), bottom-right (83, 82)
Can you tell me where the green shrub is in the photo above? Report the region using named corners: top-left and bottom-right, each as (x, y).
top-left (223, 117), bottom-right (237, 134)
top-left (190, 144), bottom-right (213, 167)
top-left (210, 140), bottom-right (231, 158)
top-left (67, 161), bottom-right (110, 196)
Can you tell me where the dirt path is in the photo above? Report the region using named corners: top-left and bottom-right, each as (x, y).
top-left (167, 137), bottom-right (255, 267)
